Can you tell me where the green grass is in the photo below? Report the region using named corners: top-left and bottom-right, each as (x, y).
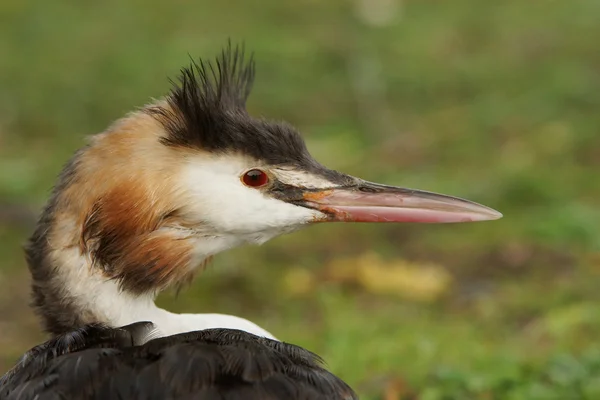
top-left (1, 0), bottom-right (599, 398)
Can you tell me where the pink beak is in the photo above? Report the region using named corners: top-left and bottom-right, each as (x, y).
top-left (302, 181), bottom-right (502, 223)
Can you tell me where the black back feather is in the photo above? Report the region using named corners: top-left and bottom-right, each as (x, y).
top-left (1, 324), bottom-right (358, 400)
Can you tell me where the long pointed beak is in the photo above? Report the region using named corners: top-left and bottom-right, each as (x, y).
top-left (302, 181), bottom-right (502, 223)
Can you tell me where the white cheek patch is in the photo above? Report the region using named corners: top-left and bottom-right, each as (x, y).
top-left (181, 154), bottom-right (325, 238)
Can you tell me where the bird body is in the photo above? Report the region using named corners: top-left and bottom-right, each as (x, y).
top-left (2, 323), bottom-right (355, 399)
top-left (0, 44), bottom-right (501, 399)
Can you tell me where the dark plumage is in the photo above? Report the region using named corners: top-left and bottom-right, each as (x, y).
top-left (1, 322), bottom-right (357, 400)
top-left (149, 43), bottom-right (310, 164)
top-left (25, 153), bottom-right (90, 335)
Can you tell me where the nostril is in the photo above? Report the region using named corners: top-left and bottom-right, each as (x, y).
top-left (358, 185), bottom-right (379, 193)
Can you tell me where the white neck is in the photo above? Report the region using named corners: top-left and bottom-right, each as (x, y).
top-left (53, 247), bottom-right (276, 340)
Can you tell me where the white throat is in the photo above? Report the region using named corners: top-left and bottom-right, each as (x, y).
top-left (54, 247), bottom-right (276, 340)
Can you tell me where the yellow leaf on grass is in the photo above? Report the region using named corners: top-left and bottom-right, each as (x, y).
top-left (355, 252), bottom-right (452, 302)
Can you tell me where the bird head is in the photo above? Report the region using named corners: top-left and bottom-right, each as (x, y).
top-left (45, 44), bottom-right (501, 296)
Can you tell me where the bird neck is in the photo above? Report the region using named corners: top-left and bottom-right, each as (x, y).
top-left (23, 114), bottom-right (278, 340)
top-left (28, 243), bottom-right (275, 339)
top-left (26, 190), bottom-right (275, 340)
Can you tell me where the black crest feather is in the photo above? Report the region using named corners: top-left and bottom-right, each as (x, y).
top-left (148, 42), bottom-right (323, 167)
top-left (177, 42), bottom-right (255, 114)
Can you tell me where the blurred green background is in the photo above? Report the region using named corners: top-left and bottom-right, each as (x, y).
top-left (1, 0), bottom-right (599, 398)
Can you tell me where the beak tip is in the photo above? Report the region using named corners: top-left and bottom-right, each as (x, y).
top-left (478, 208), bottom-right (503, 221)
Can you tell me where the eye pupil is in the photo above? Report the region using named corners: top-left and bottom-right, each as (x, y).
top-left (242, 169), bottom-right (269, 187)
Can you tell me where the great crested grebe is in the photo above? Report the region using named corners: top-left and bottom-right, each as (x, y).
top-left (0, 44), bottom-right (501, 399)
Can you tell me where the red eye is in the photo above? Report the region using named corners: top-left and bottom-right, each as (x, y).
top-left (242, 169), bottom-right (269, 188)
